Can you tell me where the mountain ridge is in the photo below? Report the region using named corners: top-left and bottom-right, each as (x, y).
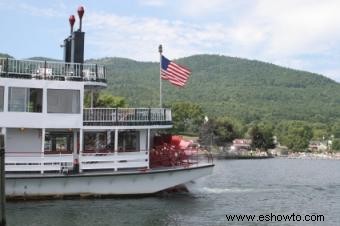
top-left (89, 54), bottom-right (340, 123)
top-left (1, 52), bottom-right (339, 123)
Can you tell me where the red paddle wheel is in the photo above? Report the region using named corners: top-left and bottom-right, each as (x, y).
top-left (150, 135), bottom-right (198, 168)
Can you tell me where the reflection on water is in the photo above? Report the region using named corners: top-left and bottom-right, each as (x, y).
top-left (6, 159), bottom-right (340, 226)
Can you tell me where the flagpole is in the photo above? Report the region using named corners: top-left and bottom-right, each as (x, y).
top-left (158, 44), bottom-right (163, 108)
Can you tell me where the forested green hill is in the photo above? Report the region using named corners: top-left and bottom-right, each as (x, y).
top-left (0, 53), bottom-right (13, 58)
top-left (88, 54), bottom-right (340, 124)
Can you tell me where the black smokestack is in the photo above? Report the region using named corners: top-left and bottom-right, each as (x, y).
top-left (63, 6), bottom-right (85, 64)
top-left (71, 6), bottom-right (85, 64)
top-left (63, 15), bottom-right (75, 63)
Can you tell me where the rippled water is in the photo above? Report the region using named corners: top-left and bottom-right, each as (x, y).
top-left (6, 159), bottom-right (340, 225)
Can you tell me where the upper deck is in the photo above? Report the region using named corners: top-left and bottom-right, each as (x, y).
top-left (83, 108), bottom-right (172, 128)
top-left (0, 58), bottom-right (107, 87)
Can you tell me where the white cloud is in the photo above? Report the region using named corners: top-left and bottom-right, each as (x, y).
top-left (179, 0), bottom-right (226, 16)
top-left (86, 12), bottom-right (229, 60)
top-left (83, 0), bottom-right (340, 82)
top-left (139, 0), bottom-right (165, 7)
top-left (218, 0), bottom-right (340, 80)
top-left (130, 0), bottom-right (334, 75)
top-left (178, 0), bottom-right (248, 17)
top-left (19, 3), bottom-right (62, 17)
top-left (252, 0), bottom-right (340, 57)
top-left (0, 0), bottom-right (68, 18)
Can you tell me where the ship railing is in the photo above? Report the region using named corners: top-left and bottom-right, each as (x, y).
top-left (0, 58), bottom-right (106, 82)
top-left (83, 108), bottom-right (172, 124)
top-left (150, 146), bottom-right (213, 168)
top-left (80, 150), bottom-right (149, 171)
top-left (4, 152), bottom-right (73, 173)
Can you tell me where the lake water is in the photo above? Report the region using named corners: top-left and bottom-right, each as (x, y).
top-left (6, 159), bottom-right (340, 225)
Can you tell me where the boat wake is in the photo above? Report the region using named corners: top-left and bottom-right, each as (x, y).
top-left (192, 186), bottom-right (274, 194)
top-left (201, 187), bottom-right (255, 194)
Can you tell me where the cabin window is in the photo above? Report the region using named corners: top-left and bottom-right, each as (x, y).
top-left (84, 132), bottom-right (109, 152)
top-left (8, 87), bottom-right (42, 112)
top-left (118, 131), bottom-right (139, 152)
top-left (47, 89), bottom-right (80, 114)
top-left (0, 86), bottom-right (3, 111)
top-left (44, 132), bottom-right (73, 153)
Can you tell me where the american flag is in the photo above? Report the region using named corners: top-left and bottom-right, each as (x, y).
top-left (161, 55), bottom-right (191, 87)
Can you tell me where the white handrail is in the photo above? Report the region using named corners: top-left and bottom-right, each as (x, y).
top-left (5, 153), bottom-right (73, 173)
top-left (80, 151), bottom-right (149, 171)
top-left (0, 58), bottom-right (106, 81)
top-left (83, 108), bottom-right (172, 123)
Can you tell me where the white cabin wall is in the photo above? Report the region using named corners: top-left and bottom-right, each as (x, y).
top-left (6, 128), bottom-right (41, 153)
top-left (139, 129), bottom-right (147, 151)
top-left (0, 78), bottom-right (84, 129)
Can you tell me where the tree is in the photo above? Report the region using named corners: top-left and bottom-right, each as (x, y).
top-left (213, 117), bottom-right (242, 145)
top-left (311, 122), bottom-right (330, 140)
top-left (96, 93), bottom-right (126, 108)
top-left (84, 91), bottom-right (126, 108)
top-left (199, 116), bottom-right (242, 146)
top-left (199, 119), bottom-right (215, 146)
top-left (331, 121), bottom-right (340, 138)
top-left (331, 138), bottom-right (340, 152)
top-left (276, 121), bottom-right (313, 152)
top-left (170, 102), bottom-right (204, 134)
top-left (248, 125), bottom-right (275, 151)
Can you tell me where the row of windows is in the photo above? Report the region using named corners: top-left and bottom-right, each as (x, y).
top-left (0, 86), bottom-right (80, 114)
top-left (44, 131), bottom-right (139, 153)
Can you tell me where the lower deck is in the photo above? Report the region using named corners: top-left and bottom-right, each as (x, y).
top-left (3, 127), bottom-right (153, 173)
top-left (5, 163), bottom-right (214, 198)
top-left (1, 127), bottom-right (212, 174)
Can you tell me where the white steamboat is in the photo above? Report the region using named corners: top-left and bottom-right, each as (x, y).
top-left (0, 6), bottom-right (213, 199)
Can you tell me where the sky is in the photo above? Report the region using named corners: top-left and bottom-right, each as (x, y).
top-left (0, 0), bottom-right (340, 81)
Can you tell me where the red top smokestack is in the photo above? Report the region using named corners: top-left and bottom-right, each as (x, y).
top-left (77, 6), bottom-right (84, 31)
top-left (69, 15), bottom-right (75, 34)
top-left (78, 6), bottom-right (84, 19)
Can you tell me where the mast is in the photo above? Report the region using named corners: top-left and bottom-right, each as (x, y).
top-left (159, 44), bottom-right (163, 108)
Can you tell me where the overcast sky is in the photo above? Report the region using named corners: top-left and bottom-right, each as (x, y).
top-left (1, 0), bottom-right (340, 81)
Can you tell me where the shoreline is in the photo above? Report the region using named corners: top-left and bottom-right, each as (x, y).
top-left (211, 151), bottom-right (340, 160)
top-left (217, 155), bottom-right (273, 160)
top-left (284, 152), bottom-right (340, 160)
